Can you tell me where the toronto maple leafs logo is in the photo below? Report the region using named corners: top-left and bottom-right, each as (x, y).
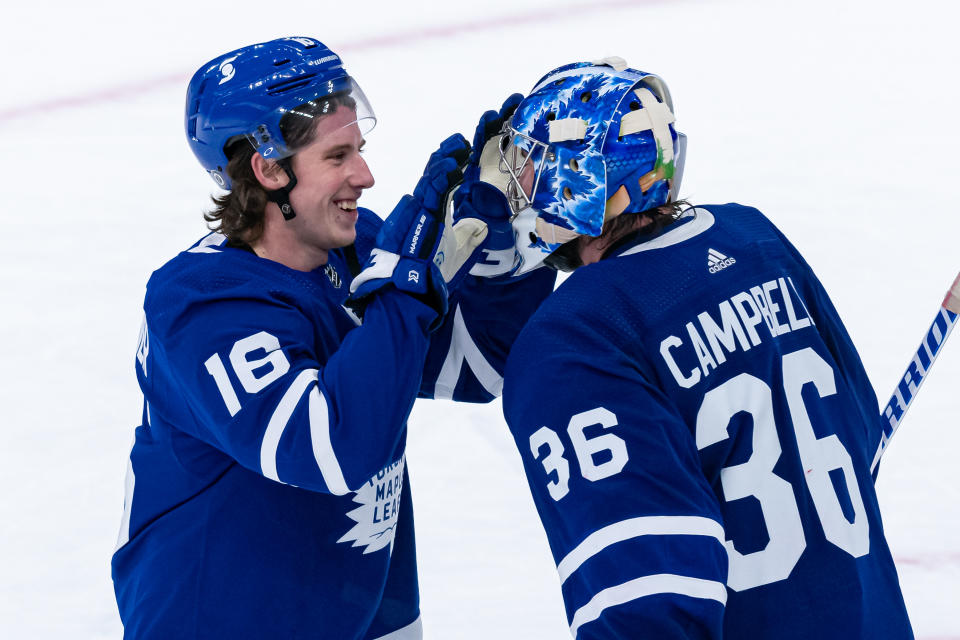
top-left (337, 457), bottom-right (405, 554)
top-left (324, 264), bottom-right (341, 289)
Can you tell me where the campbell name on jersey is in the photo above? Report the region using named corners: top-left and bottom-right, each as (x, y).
top-left (659, 270), bottom-right (815, 390)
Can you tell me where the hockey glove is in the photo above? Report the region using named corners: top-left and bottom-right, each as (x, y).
top-left (347, 134), bottom-right (488, 319)
top-left (456, 93), bottom-right (523, 205)
top-left (453, 94), bottom-right (527, 279)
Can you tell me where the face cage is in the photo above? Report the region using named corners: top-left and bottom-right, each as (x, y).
top-left (499, 127), bottom-right (552, 217)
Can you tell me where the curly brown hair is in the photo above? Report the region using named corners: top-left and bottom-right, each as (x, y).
top-left (204, 93), bottom-right (357, 245)
top-left (545, 200), bottom-right (688, 271)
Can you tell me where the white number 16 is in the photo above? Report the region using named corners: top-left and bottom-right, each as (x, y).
top-left (204, 331), bottom-right (291, 416)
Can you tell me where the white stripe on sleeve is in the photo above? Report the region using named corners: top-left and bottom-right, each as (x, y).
top-left (114, 438), bottom-right (136, 551)
top-left (260, 369), bottom-right (318, 482)
top-left (434, 305), bottom-right (503, 399)
top-left (558, 516), bottom-right (726, 583)
top-left (370, 616), bottom-right (423, 640)
top-left (308, 384), bottom-right (349, 495)
top-left (569, 574), bottom-right (727, 638)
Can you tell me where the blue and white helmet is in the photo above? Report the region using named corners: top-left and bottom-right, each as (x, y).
top-left (185, 37), bottom-right (376, 189)
top-left (502, 57), bottom-right (686, 262)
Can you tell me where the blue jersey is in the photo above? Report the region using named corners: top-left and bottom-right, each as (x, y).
top-left (502, 204), bottom-right (912, 639)
top-left (112, 207), bottom-right (555, 640)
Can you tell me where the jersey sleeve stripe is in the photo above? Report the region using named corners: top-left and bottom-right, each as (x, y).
top-left (568, 574), bottom-right (727, 638)
top-left (260, 368), bottom-right (318, 483)
top-left (369, 615), bottom-right (423, 640)
top-left (186, 232), bottom-right (227, 253)
top-left (557, 516), bottom-right (726, 583)
top-left (115, 443), bottom-right (136, 551)
top-left (308, 385), bottom-right (349, 495)
top-left (434, 305), bottom-right (503, 399)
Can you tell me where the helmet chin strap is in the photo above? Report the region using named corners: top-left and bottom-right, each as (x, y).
top-left (265, 157), bottom-right (299, 221)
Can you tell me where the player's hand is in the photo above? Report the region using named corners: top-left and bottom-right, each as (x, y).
top-left (456, 93), bottom-right (523, 203)
top-left (347, 134), bottom-right (486, 320)
top-left (413, 134), bottom-right (471, 221)
top-left (414, 134), bottom-right (492, 289)
top-left (452, 94), bottom-right (527, 279)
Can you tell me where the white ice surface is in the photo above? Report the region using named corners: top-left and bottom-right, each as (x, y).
top-left (1, 0), bottom-right (958, 637)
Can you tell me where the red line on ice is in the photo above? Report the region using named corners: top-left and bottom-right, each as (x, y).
top-left (0, 0), bottom-right (667, 125)
top-left (894, 552), bottom-right (960, 569)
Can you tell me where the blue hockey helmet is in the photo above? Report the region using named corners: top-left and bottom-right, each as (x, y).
top-left (502, 57), bottom-right (686, 260)
top-left (185, 36), bottom-right (376, 190)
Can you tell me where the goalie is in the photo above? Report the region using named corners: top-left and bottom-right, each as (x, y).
top-left (491, 58), bottom-right (914, 639)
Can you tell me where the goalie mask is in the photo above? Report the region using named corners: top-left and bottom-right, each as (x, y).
top-left (502, 58), bottom-right (686, 270)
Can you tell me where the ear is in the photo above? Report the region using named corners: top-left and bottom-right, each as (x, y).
top-left (250, 153), bottom-right (290, 190)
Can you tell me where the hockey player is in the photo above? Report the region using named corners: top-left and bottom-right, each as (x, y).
top-left (496, 59), bottom-right (914, 638)
top-left (111, 37), bottom-right (554, 639)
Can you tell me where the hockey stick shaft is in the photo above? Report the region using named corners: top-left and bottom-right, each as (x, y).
top-left (870, 272), bottom-right (960, 473)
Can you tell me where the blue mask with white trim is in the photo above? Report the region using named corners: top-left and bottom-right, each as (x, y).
top-left (502, 59), bottom-right (686, 257)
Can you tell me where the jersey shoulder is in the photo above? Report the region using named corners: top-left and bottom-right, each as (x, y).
top-left (503, 263), bottom-right (631, 411)
top-left (506, 204), bottom-right (798, 382)
top-left (144, 233), bottom-right (330, 338)
top-left (610, 204), bottom-right (805, 320)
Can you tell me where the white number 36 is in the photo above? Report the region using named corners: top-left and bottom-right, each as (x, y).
top-left (529, 407), bottom-right (629, 501)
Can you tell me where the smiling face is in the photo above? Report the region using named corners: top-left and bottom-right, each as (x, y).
top-left (288, 106), bottom-right (374, 251)
top-left (253, 105), bottom-right (375, 270)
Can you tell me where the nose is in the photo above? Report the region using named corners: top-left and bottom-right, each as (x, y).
top-left (519, 162), bottom-right (534, 198)
top-left (351, 155), bottom-right (375, 190)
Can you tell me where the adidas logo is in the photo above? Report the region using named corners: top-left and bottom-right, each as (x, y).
top-left (707, 248), bottom-right (736, 274)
